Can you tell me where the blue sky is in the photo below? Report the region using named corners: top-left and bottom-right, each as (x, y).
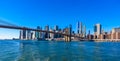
top-left (0, 0), bottom-right (120, 39)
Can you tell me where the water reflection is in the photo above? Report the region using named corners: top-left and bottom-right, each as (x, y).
top-left (1, 40), bottom-right (120, 61)
top-left (92, 42), bottom-right (102, 61)
top-left (18, 41), bottom-right (83, 61)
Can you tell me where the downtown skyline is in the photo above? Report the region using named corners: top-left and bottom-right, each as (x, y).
top-left (0, 0), bottom-right (120, 39)
top-left (0, 21), bottom-right (119, 40)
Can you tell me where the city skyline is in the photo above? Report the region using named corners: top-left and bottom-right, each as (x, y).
top-left (0, 0), bottom-right (120, 39)
top-left (0, 21), bottom-right (119, 40)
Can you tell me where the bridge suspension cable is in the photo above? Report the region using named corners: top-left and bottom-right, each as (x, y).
top-left (0, 19), bottom-right (18, 27)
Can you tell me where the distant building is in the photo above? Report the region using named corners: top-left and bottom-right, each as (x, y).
top-left (45, 25), bottom-right (49, 38)
top-left (27, 30), bottom-right (31, 40)
top-left (76, 21), bottom-right (84, 37)
top-left (99, 34), bottom-right (105, 39)
top-left (31, 31), bottom-right (36, 40)
top-left (54, 25), bottom-right (59, 38)
top-left (80, 22), bottom-right (83, 34)
top-left (112, 28), bottom-right (120, 33)
top-left (77, 21), bottom-right (80, 34)
top-left (45, 25), bottom-right (49, 31)
top-left (19, 30), bottom-right (22, 39)
top-left (107, 34), bottom-right (111, 39)
top-left (116, 32), bottom-right (120, 39)
top-left (69, 24), bottom-right (72, 35)
top-left (40, 27), bottom-right (43, 38)
top-left (19, 30), bottom-right (27, 40)
top-left (72, 31), bottom-right (75, 35)
top-left (35, 26), bottom-right (40, 39)
top-left (87, 30), bottom-right (93, 40)
top-left (87, 35), bottom-right (94, 40)
top-left (111, 28), bottom-right (120, 39)
top-left (58, 28), bottom-right (63, 38)
top-left (83, 25), bottom-right (86, 38)
top-left (54, 25), bottom-right (59, 31)
top-left (94, 23), bottom-right (102, 39)
top-left (88, 30), bottom-right (90, 35)
top-left (35, 26), bottom-right (43, 40)
top-left (111, 32), bottom-right (116, 39)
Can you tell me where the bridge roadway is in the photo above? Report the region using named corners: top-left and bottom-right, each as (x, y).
top-left (0, 25), bottom-right (80, 38)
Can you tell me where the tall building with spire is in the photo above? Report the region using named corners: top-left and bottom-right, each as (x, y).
top-left (77, 21), bottom-right (80, 34)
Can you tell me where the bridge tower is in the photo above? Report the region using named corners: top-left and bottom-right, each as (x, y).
top-left (64, 24), bottom-right (72, 42)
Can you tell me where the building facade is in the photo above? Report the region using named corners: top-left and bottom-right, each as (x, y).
top-left (111, 28), bottom-right (120, 39)
top-left (94, 23), bottom-right (102, 39)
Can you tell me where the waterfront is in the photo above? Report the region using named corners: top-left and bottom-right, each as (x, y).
top-left (0, 40), bottom-right (120, 61)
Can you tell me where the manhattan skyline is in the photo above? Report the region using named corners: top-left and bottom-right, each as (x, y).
top-left (0, 0), bottom-right (120, 39)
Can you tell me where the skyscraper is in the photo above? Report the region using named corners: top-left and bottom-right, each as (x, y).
top-left (83, 25), bottom-right (86, 38)
top-left (39, 27), bottom-right (43, 39)
top-left (80, 22), bottom-right (83, 34)
top-left (45, 25), bottom-right (49, 31)
top-left (77, 21), bottom-right (80, 34)
top-left (31, 31), bottom-right (36, 40)
top-left (45, 25), bottom-right (49, 38)
top-left (27, 30), bottom-right (31, 40)
top-left (35, 26), bottom-right (40, 39)
top-left (88, 30), bottom-right (90, 35)
top-left (19, 30), bottom-right (27, 40)
top-left (94, 23), bottom-right (102, 38)
top-left (19, 30), bottom-right (22, 39)
top-left (94, 25), bottom-right (97, 33)
top-left (54, 25), bottom-right (59, 31)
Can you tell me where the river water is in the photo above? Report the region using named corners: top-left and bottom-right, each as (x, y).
top-left (0, 40), bottom-right (120, 61)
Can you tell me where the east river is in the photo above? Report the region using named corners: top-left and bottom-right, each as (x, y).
top-left (0, 40), bottom-right (120, 61)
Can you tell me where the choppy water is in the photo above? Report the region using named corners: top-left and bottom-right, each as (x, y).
top-left (0, 40), bottom-right (120, 61)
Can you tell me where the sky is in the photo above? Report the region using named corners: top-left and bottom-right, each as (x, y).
top-left (0, 0), bottom-right (120, 39)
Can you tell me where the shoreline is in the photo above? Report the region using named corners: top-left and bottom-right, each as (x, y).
top-left (0, 39), bottom-right (120, 42)
top-left (93, 39), bottom-right (120, 42)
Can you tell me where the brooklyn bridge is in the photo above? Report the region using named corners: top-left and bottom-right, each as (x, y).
top-left (0, 19), bottom-right (82, 41)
